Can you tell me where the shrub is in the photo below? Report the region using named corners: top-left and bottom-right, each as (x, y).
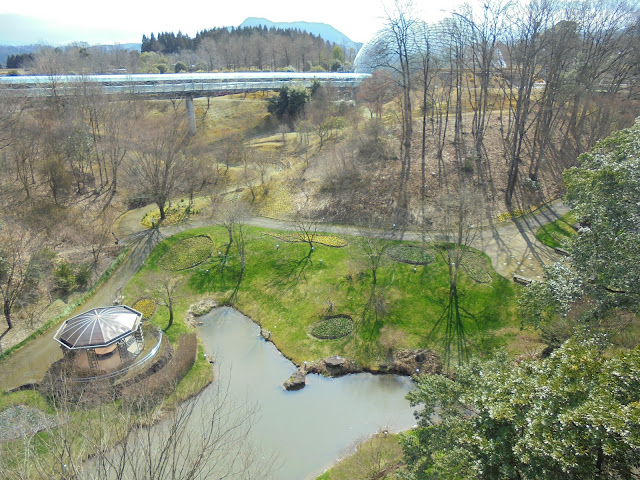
top-left (74, 264), bottom-right (91, 290)
top-left (174, 61), bottom-right (187, 73)
top-left (54, 261), bottom-right (75, 293)
top-left (311, 315), bottom-right (354, 339)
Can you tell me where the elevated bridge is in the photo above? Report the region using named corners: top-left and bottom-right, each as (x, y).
top-left (0, 72), bottom-right (370, 133)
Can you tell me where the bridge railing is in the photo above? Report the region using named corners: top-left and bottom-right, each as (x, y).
top-left (0, 78), bottom-right (365, 98)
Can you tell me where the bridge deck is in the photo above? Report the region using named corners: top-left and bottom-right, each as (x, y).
top-left (0, 72), bottom-right (369, 98)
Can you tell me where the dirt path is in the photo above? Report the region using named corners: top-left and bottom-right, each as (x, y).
top-left (0, 200), bottom-right (568, 392)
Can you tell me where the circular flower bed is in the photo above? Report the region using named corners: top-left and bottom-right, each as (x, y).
top-left (158, 235), bottom-right (213, 271)
top-left (311, 315), bottom-right (354, 340)
top-left (461, 251), bottom-right (492, 283)
top-left (387, 244), bottom-right (435, 265)
top-left (132, 297), bottom-right (157, 320)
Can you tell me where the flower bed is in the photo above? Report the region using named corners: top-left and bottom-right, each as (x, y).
top-left (263, 232), bottom-right (348, 247)
top-left (311, 315), bottom-right (354, 340)
top-left (461, 251), bottom-right (492, 283)
top-left (387, 244), bottom-right (435, 265)
top-left (496, 205), bottom-right (538, 222)
top-left (140, 199), bottom-right (205, 228)
top-left (132, 297), bottom-right (157, 320)
top-left (158, 235), bottom-right (214, 271)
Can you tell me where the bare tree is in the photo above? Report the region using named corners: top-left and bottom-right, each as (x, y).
top-left (155, 276), bottom-right (179, 329)
top-left (0, 223), bottom-right (42, 330)
top-left (499, 0), bottom-right (550, 208)
top-left (356, 224), bottom-right (394, 329)
top-left (129, 119), bottom-right (190, 221)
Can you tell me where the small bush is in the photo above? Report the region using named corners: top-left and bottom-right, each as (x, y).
top-left (311, 315), bottom-right (354, 339)
top-left (54, 261), bottom-right (76, 293)
top-left (75, 264), bottom-right (91, 289)
top-left (522, 177), bottom-right (542, 190)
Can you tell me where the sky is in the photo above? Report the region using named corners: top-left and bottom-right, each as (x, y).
top-left (0, 0), bottom-right (460, 46)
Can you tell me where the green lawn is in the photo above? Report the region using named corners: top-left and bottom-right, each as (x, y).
top-left (315, 432), bottom-right (404, 479)
top-left (123, 225), bottom-right (527, 369)
top-left (535, 211), bottom-right (576, 249)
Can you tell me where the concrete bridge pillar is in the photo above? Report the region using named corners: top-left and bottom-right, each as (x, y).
top-left (185, 96), bottom-right (196, 135)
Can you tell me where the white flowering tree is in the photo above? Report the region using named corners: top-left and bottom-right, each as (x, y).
top-left (564, 118), bottom-right (640, 311)
top-left (520, 119), bottom-right (640, 333)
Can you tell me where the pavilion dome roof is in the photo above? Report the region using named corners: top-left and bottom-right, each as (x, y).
top-left (54, 306), bottom-right (142, 350)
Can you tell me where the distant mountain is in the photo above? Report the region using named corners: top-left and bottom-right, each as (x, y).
top-left (239, 17), bottom-right (362, 54)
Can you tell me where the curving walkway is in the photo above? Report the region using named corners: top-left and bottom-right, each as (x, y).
top-left (0, 199), bottom-right (569, 392)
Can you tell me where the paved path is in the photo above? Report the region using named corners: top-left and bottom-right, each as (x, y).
top-left (115, 199), bottom-right (570, 281)
top-left (0, 199), bottom-right (569, 392)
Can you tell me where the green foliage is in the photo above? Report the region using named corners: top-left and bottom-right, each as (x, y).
top-left (311, 315), bottom-right (354, 339)
top-left (332, 46), bottom-right (345, 63)
top-left (53, 261), bottom-right (91, 293)
top-left (403, 337), bottom-right (640, 479)
top-left (267, 86), bottom-right (309, 120)
top-left (174, 61), bottom-right (187, 73)
top-left (53, 261), bottom-right (75, 293)
top-left (519, 260), bottom-right (584, 329)
top-left (155, 63), bottom-right (168, 74)
top-left (158, 235), bottom-right (213, 271)
top-left (564, 119), bottom-right (640, 310)
top-left (74, 264), bottom-right (91, 289)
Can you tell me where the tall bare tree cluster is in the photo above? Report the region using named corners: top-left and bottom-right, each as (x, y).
top-left (360, 0), bottom-right (640, 213)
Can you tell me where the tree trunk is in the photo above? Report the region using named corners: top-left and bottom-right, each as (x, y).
top-left (4, 300), bottom-right (12, 330)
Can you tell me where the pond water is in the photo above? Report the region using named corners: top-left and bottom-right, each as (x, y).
top-left (197, 307), bottom-right (417, 480)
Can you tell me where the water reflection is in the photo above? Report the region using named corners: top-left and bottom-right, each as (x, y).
top-left (198, 307), bottom-right (416, 480)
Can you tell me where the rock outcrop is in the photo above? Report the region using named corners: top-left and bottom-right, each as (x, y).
top-left (386, 349), bottom-right (441, 376)
top-left (283, 370), bottom-right (306, 390)
top-left (306, 355), bottom-right (359, 376)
